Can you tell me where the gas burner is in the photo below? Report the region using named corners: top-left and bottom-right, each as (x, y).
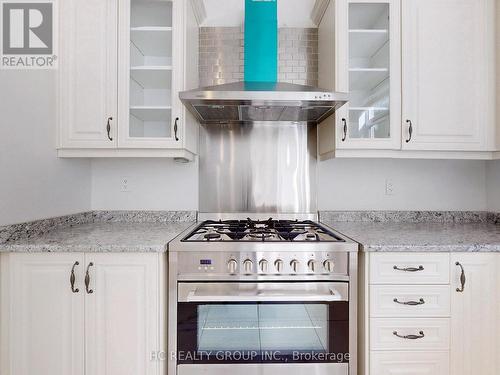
top-left (204, 233), bottom-right (221, 241)
top-left (305, 233), bottom-right (320, 241)
top-left (248, 228), bottom-right (274, 240)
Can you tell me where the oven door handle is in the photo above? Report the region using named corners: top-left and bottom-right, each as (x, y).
top-left (185, 289), bottom-right (343, 303)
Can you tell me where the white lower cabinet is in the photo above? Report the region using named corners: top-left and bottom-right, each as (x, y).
top-left (0, 253), bottom-right (85, 375)
top-left (450, 254), bottom-right (500, 375)
top-left (371, 351), bottom-right (450, 375)
top-left (365, 252), bottom-right (499, 375)
top-left (0, 253), bottom-right (163, 375)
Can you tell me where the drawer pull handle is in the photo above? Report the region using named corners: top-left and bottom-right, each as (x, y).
top-left (393, 298), bottom-right (425, 306)
top-left (106, 117), bottom-right (113, 141)
top-left (341, 118), bottom-right (347, 142)
top-left (70, 261), bottom-right (80, 293)
top-left (85, 262), bottom-right (94, 294)
top-left (455, 262), bottom-right (466, 293)
top-left (393, 331), bottom-right (425, 340)
top-left (393, 265), bottom-right (424, 272)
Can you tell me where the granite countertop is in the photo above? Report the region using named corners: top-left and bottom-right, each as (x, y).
top-left (322, 220), bottom-right (500, 252)
top-left (0, 221), bottom-right (195, 253)
top-left (1, 211), bottom-right (499, 253)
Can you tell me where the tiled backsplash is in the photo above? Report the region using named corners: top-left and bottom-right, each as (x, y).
top-left (199, 27), bottom-right (318, 87)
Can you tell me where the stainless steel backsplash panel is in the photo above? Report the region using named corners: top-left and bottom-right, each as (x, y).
top-left (199, 123), bottom-right (317, 214)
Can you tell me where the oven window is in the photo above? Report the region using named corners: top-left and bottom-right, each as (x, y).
top-left (178, 302), bottom-right (349, 364)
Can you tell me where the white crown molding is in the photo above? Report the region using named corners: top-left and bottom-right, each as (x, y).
top-left (311, 0), bottom-right (330, 26)
top-left (190, 0), bottom-right (207, 26)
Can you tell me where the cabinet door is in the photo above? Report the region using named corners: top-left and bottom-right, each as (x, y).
top-left (335, 0), bottom-right (402, 150)
top-left (0, 253), bottom-right (85, 375)
top-left (59, 0), bottom-right (118, 148)
top-left (401, 0), bottom-right (493, 151)
top-left (117, 0), bottom-right (183, 148)
top-left (84, 253), bottom-right (160, 375)
top-left (450, 254), bottom-right (499, 375)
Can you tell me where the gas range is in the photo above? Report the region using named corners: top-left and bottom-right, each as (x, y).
top-left (168, 215), bottom-right (358, 375)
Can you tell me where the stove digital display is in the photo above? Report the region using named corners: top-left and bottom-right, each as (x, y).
top-left (199, 259), bottom-right (212, 265)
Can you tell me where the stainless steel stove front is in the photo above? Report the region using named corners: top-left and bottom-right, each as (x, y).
top-left (168, 236), bottom-right (358, 375)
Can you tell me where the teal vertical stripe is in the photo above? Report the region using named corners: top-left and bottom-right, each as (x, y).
top-left (244, 0), bottom-right (277, 82)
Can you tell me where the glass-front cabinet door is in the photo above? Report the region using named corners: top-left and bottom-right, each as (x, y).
top-left (118, 0), bottom-right (182, 148)
top-left (335, 0), bottom-right (401, 149)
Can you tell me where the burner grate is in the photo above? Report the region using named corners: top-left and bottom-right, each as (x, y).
top-left (182, 219), bottom-right (345, 243)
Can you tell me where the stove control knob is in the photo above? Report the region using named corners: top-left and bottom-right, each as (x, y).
top-left (259, 259), bottom-right (269, 273)
top-left (227, 259), bottom-right (238, 274)
top-left (308, 260), bottom-right (317, 273)
top-left (323, 259), bottom-right (335, 273)
top-left (290, 259), bottom-right (300, 273)
top-left (274, 259), bottom-right (284, 273)
top-left (243, 259), bottom-right (253, 274)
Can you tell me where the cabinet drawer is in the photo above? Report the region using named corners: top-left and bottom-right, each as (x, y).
top-left (370, 318), bottom-right (450, 351)
top-left (370, 285), bottom-right (450, 317)
top-left (371, 351), bottom-right (449, 375)
top-left (370, 253), bottom-right (450, 284)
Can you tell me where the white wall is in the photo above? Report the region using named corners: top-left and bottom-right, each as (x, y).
top-left (0, 71), bottom-right (91, 226)
top-left (91, 158), bottom-right (489, 212)
top-left (91, 159), bottom-right (198, 211)
top-left (319, 159), bottom-right (487, 211)
top-left (486, 160), bottom-right (500, 211)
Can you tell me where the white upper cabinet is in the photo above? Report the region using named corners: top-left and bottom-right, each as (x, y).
top-left (58, 0), bottom-right (199, 160)
top-left (319, 0), bottom-right (497, 158)
top-left (401, 0), bottom-right (495, 151)
top-left (335, 0), bottom-right (401, 150)
top-left (59, 0), bottom-right (118, 149)
top-left (118, 0), bottom-right (183, 148)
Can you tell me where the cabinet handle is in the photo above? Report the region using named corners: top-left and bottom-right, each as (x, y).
top-left (455, 262), bottom-right (466, 293)
top-left (393, 331), bottom-right (425, 340)
top-left (85, 262), bottom-right (94, 294)
top-left (393, 265), bottom-right (424, 272)
top-left (341, 118), bottom-right (347, 142)
top-left (70, 261), bottom-right (80, 293)
top-left (106, 117), bottom-right (113, 141)
top-left (174, 117), bottom-right (179, 141)
top-left (393, 298), bottom-right (425, 306)
top-left (405, 119), bottom-right (413, 143)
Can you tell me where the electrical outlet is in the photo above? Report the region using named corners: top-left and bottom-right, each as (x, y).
top-left (385, 179), bottom-right (395, 196)
top-left (121, 177), bottom-right (131, 193)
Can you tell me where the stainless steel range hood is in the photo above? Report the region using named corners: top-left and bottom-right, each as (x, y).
top-left (179, 81), bottom-right (348, 125)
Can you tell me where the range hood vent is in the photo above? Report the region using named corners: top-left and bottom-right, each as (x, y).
top-left (180, 81), bottom-right (348, 125)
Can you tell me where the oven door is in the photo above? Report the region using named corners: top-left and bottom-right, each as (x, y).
top-left (176, 282), bottom-right (349, 374)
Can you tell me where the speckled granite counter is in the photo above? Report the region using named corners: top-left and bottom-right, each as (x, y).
top-left (0, 221), bottom-right (194, 253)
top-left (321, 221), bottom-right (500, 252)
top-left (0, 211), bottom-right (196, 253)
top-left (1, 211), bottom-right (499, 253)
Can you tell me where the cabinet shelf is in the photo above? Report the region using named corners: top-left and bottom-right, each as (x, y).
top-left (350, 106), bottom-right (389, 111)
top-left (131, 27), bottom-right (172, 57)
top-left (349, 68), bottom-right (389, 91)
top-left (130, 106), bottom-right (171, 122)
top-left (130, 66), bottom-right (172, 89)
top-left (349, 29), bottom-right (388, 58)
